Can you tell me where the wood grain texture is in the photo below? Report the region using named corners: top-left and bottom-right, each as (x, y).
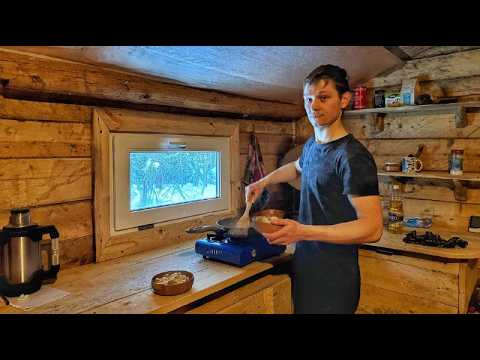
top-left (361, 138), bottom-right (480, 172)
top-left (359, 251), bottom-right (459, 306)
top-left (365, 48), bottom-right (480, 88)
top-left (0, 119), bottom-right (91, 158)
top-left (0, 158), bottom-right (91, 209)
top-left (344, 111), bottom-right (480, 139)
top-left (0, 241), bottom-right (274, 314)
top-left (357, 283), bottom-right (458, 314)
top-left (363, 226), bottom-right (480, 260)
top-left (379, 177), bottom-right (480, 204)
top-left (93, 108), bottom-right (241, 262)
top-left (0, 95), bottom-right (91, 122)
top-left (0, 48), bottom-right (304, 119)
top-left (186, 274), bottom-right (292, 314)
top-left (459, 260), bottom-right (479, 313)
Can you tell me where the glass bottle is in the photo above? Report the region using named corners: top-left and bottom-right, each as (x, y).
top-left (387, 184), bottom-right (404, 234)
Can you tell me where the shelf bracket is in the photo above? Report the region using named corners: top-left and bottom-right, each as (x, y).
top-left (370, 113), bottom-right (386, 134)
top-left (452, 179), bottom-right (468, 201)
top-left (454, 106), bottom-right (467, 128)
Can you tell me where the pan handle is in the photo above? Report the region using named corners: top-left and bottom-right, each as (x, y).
top-left (186, 225), bottom-right (220, 234)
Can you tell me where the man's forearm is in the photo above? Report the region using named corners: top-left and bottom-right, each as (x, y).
top-left (299, 218), bottom-right (383, 245)
top-left (262, 161), bottom-right (299, 186)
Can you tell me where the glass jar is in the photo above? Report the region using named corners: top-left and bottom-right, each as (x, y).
top-left (449, 149), bottom-right (464, 175)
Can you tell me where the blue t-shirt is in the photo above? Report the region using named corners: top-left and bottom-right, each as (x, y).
top-left (292, 133), bottom-right (379, 314)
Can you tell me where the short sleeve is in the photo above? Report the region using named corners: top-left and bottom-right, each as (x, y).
top-left (298, 137), bottom-right (313, 169)
top-left (339, 151), bottom-right (379, 196)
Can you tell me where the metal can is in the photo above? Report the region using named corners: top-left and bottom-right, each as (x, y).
top-left (353, 86), bottom-right (368, 109)
top-left (449, 149), bottom-right (464, 175)
top-left (374, 89), bottom-right (385, 108)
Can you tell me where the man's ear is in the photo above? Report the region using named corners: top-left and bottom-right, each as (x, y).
top-left (341, 91), bottom-right (353, 109)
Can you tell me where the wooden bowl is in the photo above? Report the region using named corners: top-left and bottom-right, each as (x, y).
top-left (151, 271), bottom-right (194, 296)
top-left (253, 209), bottom-right (286, 234)
top-left (254, 221), bottom-right (284, 234)
top-left (254, 209), bottom-right (286, 218)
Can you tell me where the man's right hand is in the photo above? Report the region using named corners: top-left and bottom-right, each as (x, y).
top-left (245, 178), bottom-right (268, 204)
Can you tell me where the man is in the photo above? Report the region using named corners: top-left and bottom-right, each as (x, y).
top-left (246, 64), bottom-right (383, 314)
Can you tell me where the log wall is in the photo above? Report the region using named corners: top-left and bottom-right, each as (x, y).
top-left (0, 94), bottom-right (294, 269)
top-left (295, 48), bottom-right (480, 245)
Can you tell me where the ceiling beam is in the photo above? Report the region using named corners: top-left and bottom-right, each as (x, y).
top-left (383, 46), bottom-right (413, 62)
top-left (0, 48), bottom-right (305, 120)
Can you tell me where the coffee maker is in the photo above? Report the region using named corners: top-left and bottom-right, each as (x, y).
top-left (0, 208), bottom-right (60, 297)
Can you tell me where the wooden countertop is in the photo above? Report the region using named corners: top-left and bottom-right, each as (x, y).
top-left (0, 240), bottom-right (290, 314)
top-left (361, 227), bottom-right (480, 260)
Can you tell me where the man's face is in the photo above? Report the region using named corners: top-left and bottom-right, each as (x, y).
top-left (303, 79), bottom-right (351, 128)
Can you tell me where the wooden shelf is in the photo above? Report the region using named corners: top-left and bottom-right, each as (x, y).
top-left (344, 101), bottom-right (480, 130)
top-left (361, 226), bottom-right (480, 260)
top-left (378, 171), bottom-right (480, 201)
top-left (344, 101), bottom-right (480, 116)
top-left (378, 171), bottom-right (480, 182)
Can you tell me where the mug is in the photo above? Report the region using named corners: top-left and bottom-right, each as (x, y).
top-left (401, 156), bottom-right (423, 174)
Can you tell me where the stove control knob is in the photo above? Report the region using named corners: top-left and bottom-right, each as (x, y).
top-left (251, 249), bottom-right (256, 258)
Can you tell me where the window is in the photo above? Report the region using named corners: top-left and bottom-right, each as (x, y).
top-left (111, 133), bottom-right (231, 232)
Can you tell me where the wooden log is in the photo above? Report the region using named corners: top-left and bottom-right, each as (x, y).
top-left (0, 48), bottom-right (304, 119)
top-left (0, 119), bottom-right (91, 158)
top-left (0, 95), bottom-right (91, 123)
top-left (344, 112), bottom-right (480, 139)
top-left (0, 159), bottom-right (91, 209)
top-left (57, 235), bottom-right (94, 269)
top-left (240, 120), bottom-right (294, 135)
top-left (239, 133), bottom-right (293, 155)
top-left (365, 48), bottom-right (480, 88)
top-left (0, 200), bottom-right (92, 241)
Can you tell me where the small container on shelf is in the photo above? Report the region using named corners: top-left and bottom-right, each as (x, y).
top-left (449, 149), bottom-right (464, 175)
top-left (353, 86), bottom-right (368, 109)
top-left (374, 89), bottom-right (385, 108)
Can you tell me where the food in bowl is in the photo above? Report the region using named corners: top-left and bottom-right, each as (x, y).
top-left (255, 215), bottom-right (281, 224)
top-left (151, 270), bottom-right (194, 296)
top-left (153, 272), bottom-right (189, 286)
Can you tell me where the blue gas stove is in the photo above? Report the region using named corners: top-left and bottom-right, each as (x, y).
top-left (195, 229), bottom-right (286, 267)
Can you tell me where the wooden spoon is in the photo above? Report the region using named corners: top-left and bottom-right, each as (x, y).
top-left (236, 196), bottom-right (254, 229)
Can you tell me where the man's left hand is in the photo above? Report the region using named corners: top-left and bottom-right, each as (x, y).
top-left (262, 218), bottom-right (305, 246)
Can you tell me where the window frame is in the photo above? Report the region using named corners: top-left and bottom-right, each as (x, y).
top-left (93, 108), bottom-right (240, 262)
top-left (111, 132), bottom-right (231, 232)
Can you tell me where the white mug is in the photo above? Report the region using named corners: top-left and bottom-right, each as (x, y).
top-left (401, 156), bottom-right (423, 174)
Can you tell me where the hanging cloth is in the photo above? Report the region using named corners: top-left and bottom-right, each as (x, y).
top-left (243, 133), bottom-right (270, 212)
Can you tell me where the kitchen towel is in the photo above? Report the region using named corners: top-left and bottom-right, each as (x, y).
top-left (243, 133), bottom-right (270, 212)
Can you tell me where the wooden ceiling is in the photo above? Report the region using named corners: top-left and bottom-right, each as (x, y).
top-left (3, 46), bottom-right (404, 105)
top-left (3, 46), bottom-right (476, 105)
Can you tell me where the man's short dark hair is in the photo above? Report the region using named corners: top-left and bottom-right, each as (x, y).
top-left (304, 64), bottom-right (351, 95)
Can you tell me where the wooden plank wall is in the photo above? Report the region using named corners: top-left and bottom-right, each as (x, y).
top-left (0, 96), bottom-right (294, 269)
top-left (295, 49), bottom-right (480, 238)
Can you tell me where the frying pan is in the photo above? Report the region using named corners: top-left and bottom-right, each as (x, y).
top-left (185, 209), bottom-right (286, 239)
top-left (186, 216), bottom-right (252, 238)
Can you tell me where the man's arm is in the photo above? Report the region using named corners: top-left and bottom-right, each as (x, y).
top-left (262, 159), bottom-right (301, 186)
top-left (265, 195), bottom-right (383, 245)
top-left (245, 159), bottom-right (301, 202)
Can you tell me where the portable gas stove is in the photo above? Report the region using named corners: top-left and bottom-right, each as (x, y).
top-left (195, 228), bottom-right (286, 267)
